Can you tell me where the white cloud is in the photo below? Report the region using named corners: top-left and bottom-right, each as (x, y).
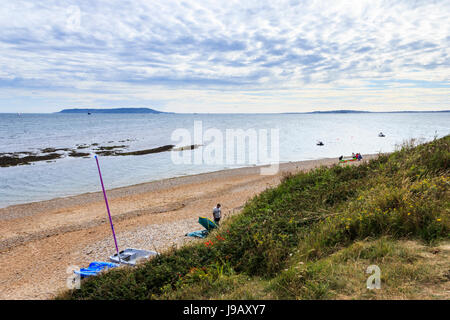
top-left (0, 0), bottom-right (449, 112)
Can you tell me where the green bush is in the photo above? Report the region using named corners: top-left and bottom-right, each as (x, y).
top-left (59, 136), bottom-right (449, 300)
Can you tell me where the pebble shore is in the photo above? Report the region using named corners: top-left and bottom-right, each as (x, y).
top-left (78, 218), bottom-right (201, 262)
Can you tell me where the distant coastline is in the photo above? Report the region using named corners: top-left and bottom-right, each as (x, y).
top-left (57, 108), bottom-right (450, 114)
top-left (1, 108), bottom-right (449, 114)
top-left (57, 108), bottom-right (171, 114)
top-left (284, 109), bottom-right (450, 114)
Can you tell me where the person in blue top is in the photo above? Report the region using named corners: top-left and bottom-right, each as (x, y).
top-left (213, 203), bottom-right (221, 226)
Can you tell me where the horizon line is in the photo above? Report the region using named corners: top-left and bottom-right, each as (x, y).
top-left (2, 108), bottom-right (450, 114)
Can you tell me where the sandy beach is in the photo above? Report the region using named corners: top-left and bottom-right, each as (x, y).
top-left (0, 155), bottom-right (377, 300)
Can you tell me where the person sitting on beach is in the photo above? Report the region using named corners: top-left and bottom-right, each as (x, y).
top-left (339, 155), bottom-right (343, 161)
top-left (352, 153), bottom-right (355, 159)
top-left (213, 203), bottom-right (221, 226)
top-left (357, 153), bottom-right (363, 161)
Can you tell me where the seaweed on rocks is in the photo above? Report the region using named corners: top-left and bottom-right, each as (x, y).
top-left (41, 148), bottom-right (70, 153)
top-left (0, 153), bottom-right (63, 167)
top-left (116, 145), bottom-right (175, 156)
top-left (172, 144), bottom-right (201, 151)
top-left (94, 150), bottom-right (116, 156)
top-left (95, 145), bottom-right (127, 151)
top-left (68, 151), bottom-right (90, 158)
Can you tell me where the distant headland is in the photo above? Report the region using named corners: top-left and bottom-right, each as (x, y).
top-left (284, 109), bottom-right (450, 114)
top-left (54, 108), bottom-right (450, 114)
top-left (58, 108), bottom-right (170, 114)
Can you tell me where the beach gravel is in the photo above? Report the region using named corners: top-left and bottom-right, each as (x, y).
top-left (77, 218), bottom-right (201, 262)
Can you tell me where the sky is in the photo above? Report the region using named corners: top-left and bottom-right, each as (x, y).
top-left (0, 0), bottom-right (449, 113)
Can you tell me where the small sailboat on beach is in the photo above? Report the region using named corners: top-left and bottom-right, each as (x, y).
top-left (74, 156), bottom-right (159, 277)
top-left (109, 248), bottom-right (158, 266)
top-left (94, 155), bottom-right (159, 265)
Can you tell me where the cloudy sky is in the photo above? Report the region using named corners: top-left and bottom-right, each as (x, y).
top-left (0, 0), bottom-right (449, 113)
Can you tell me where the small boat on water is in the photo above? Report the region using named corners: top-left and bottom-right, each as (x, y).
top-left (378, 132), bottom-right (385, 137)
top-left (317, 141), bottom-right (324, 146)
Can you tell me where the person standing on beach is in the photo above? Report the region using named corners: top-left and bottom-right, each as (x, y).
top-left (213, 204), bottom-right (221, 226)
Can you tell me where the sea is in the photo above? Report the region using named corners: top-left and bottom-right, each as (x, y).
top-left (0, 112), bottom-right (449, 208)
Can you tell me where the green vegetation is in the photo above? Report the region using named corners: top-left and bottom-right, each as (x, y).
top-left (58, 136), bottom-right (449, 300)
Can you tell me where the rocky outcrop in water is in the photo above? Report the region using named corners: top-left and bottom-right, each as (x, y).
top-left (1, 142), bottom-right (201, 167)
top-left (0, 153), bottom-right (62, 167)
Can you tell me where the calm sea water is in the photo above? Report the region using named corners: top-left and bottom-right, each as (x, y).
top-left (0, 112), bottom-right (449, 208)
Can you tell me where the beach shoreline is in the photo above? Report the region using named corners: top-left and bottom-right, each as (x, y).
top-left (0, 154), bottom-right (378, 299)
top-left (0, 155), bottom-right (376, 220)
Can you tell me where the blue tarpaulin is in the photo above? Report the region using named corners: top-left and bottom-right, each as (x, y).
top-left (74, 261), bottom-right (119, 278)
top-left (186, 230), bottom-right (209, 238)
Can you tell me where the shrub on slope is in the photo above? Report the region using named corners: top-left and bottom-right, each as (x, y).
top-left (58, 136), bottom-right (449, 300)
